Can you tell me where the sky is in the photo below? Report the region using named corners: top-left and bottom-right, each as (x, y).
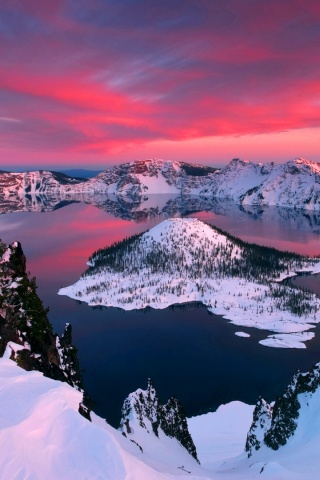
top-left (0, 0), bottom-right (320, 170)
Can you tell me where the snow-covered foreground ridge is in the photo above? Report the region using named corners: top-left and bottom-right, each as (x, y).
top-left (0, 356), bottom-right (201, 480)
top-left (2, 354), bottom-right (320, 479)
top-left (1, 157), bottom-right (320, 209)
top-left (59, 217), bottom-right (320, 349)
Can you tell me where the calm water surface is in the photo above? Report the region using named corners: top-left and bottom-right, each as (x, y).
top-left (0, 199), bottom-right (320, 426)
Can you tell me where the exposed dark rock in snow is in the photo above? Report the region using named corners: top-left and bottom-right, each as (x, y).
top-left (245, 397), bottom-right (272, 456)
top-left (246, 362), bottom-right (320, 454)
top-left (0, 239), bottom-right (91, 420)
top-left (119, 379), bottom-right (199, 462)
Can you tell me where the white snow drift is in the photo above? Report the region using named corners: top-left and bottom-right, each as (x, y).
top-left (2, 353), bottom-right (320, 479)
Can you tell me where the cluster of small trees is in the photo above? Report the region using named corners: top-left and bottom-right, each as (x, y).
top-left (267, 284), bottom-right (319, 317)
top-left (0, 240), bottom-right (6, 258)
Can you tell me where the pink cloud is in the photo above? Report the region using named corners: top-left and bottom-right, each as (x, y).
top-left (1, 0), bottom-right (320, 167)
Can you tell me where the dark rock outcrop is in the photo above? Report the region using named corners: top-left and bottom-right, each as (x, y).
top-left (160, 396), bottom-right (198, 462)
top-left (245, 397), bottom-right (272, 456)
top-left (119, 379), bottom-right (199, 462)
top-left (0, 239), bottom-right (91, 420)
top-left (246, 362), bottom-right (320, 455)
top-left (264, 363), bottom-right (320, 450)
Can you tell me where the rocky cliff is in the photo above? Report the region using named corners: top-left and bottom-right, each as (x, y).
top-left (246, 361), bottom-right (320, 456)
top-left (0, 239), bottom-right (91, 420)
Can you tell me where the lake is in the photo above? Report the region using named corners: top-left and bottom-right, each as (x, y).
top-left (0, 196), bottom-right (320, 426)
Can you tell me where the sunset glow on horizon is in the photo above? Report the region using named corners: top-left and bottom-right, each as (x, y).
top-left (1, 0), bottom-right (320, 170)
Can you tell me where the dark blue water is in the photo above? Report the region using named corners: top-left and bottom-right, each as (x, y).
top-left (0, 199), bottom-right (320, 427)
top-left (55, 299), bottom-right (320, 426)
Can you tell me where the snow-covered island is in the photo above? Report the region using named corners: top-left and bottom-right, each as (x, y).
top-left (2, 232), bottom-right (320, 478)
top-left (59, 217), bottom-right (320, 349)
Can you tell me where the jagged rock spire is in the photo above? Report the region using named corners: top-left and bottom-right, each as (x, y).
top-left (246, 362), bottom-right (320, 454)
top-left (56, 323), bottom-right (82, 390)
top-left (119, 379), bottom-right (199, 462)
top-left (245, 397), bottom-right (272, 456)
top-left (160, 396), bottom-right (198, 462)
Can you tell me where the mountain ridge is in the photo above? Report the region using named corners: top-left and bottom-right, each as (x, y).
top-left (1, 157), bottom-right (320, 209)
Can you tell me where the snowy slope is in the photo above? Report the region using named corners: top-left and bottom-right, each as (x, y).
top-left (0, 355), bottom-right (198, 480)
top-left (0, 353), bottom-right (236, 480)
top-left (199, 158), bottom-right (273, 200)
top-left (188, 402), bottom-right (254, 469)
top-left (59, 217), bottom-right (320, 348)
top-left (200, 157), bottom-right (320, 209)
top-left (241, 158), bottom-right (320, 209)
top-left (2, 353), bottom-right (320, 479)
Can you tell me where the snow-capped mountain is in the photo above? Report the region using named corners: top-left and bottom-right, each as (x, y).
top-left (200, 157), bottom-right (320, 209)
top-left (241, 158), bottom-right (320, 209)
top-left (0, 170), bottom-right (86, 197)
top-left (199, 158), bottom-right (273, 200)
top-left (75, 158), bottom-right (216, 196)
top-left (59, 217), bottom-right (320, 348)
top-left (1, 157), bottom-right (320, 209)
top-left (0, 159), bottom-right (216, 199)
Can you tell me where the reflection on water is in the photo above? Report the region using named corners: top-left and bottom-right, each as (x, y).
top-left (0, 197), bottom-right (319, 426)
top-left (289, 273), bottom-right (320, 297)
top-left (1, 193), bottom-right (320, 252)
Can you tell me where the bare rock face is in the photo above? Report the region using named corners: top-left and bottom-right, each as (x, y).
top-left (160, 396), bottom-right (199, 462)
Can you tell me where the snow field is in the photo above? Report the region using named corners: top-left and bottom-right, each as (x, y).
top-left (2, 353), bottom-right (320, 479)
